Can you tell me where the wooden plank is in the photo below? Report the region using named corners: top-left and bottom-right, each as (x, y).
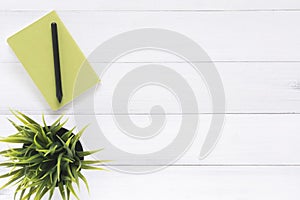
top-left (2, 11), bottom-right (300, 62)
top-left (1, 62), bottom-right (300, 114)
top-left (1, 0), bottom-right (300, 10)
top-left (1, 166), bottom-right (299, 199)
top-left (79, 167), bottom-right (300, 200)
top-left (0, 114), bottom-right (299, 165)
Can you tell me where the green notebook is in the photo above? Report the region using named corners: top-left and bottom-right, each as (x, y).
top-left (7, 11), bottom-right (100, 110)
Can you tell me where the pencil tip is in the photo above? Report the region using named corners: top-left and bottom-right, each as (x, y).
top-left (57, 92), bottom-right (63, 103)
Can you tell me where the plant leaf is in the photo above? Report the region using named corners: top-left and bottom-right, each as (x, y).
top-left (81, 165), bottom-right (105, 171)
top-left (82, 160), bottom-right (110, 165)
top-left (0, 136), bottom-right (32, 143)
top-left (77, 149), bottom-right (102, 157)
top-left (66, 181), bottom-right (79, 200)
top-left (57, 153), bottom-right (64, 182)
top-left (15, 110), bottom-right (38, 125)
top-left (78, 171), bottom-right (90, 193)
top-left (58, 182), bottom-right (66, 200)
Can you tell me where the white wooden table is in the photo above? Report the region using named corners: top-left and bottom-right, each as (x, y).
top-left (1, 1), bottom-right (300, 199)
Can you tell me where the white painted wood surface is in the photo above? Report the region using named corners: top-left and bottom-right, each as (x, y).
top-left (0, 114), bottom-right (299, 165)
top-left (80, 167), bottom-right (300, 200)
top-left (2, 11), bottom-right (300, 62)
top-left (0, 2), bottom-right (299, 199)
top-left (1, 0), bottom-right (300, 10)
top-left (1, 62), bottom-right (300, 114)
top-left (2, 167), bottom-right (300, 200)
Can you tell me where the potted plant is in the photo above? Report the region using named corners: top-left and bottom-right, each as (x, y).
top-left (0, 110), bottom-right (106, 200)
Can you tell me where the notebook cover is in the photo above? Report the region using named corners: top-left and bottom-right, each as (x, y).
top-left (7, 11), bottom-right (100, 110)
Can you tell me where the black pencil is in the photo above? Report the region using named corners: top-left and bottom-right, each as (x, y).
top-left (51, 22), bottom-right (63, 103)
